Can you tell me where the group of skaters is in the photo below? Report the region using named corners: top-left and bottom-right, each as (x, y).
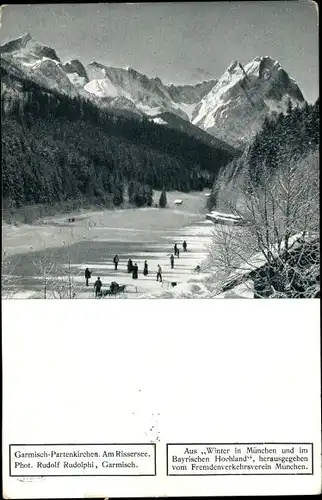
top-left (173, 240), bottom-right (187, 258)
top-left (127, 259), bottom-right (140, 279)
top-left (85, 240), bottom-right (188, 294)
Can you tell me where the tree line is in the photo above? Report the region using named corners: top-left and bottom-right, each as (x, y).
top-left (246, 98), bottom-right (319, 185)
top-left (207, 98), bottom-right (320, 211)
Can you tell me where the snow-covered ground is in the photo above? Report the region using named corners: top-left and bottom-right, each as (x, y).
top-left (3, 191), bottom-right (229, 299)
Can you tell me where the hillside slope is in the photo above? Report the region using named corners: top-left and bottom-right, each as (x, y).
top-left (1, 67), bottom-right (239, 210)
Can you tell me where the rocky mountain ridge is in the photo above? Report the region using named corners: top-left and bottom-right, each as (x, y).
top-left (1, 33), bottom-right (305, 147)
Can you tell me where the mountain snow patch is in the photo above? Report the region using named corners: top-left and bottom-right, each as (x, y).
top-left (84, 78), bottom-right (119, 98)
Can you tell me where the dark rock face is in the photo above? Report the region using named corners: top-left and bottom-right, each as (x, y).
top-left (63, 60), bottom-right (89, 82)
top-left (266, 68), bottom-right (305, 102)
top-left (36, 46), bottom-right (60, 63)
top-left (167, 80), bottom-right (217, 104)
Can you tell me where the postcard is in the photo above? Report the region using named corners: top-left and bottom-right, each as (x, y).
top-left (2, 2), bottom-right (320, 498)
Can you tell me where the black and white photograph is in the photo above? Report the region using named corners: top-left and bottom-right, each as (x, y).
top-left (1, 1), bottom-right (319, 299)
top-left (2, 4), bottom-right (321, 499)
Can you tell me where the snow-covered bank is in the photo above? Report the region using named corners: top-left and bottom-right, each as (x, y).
top-left (132, 262), bottom-right (254, 299)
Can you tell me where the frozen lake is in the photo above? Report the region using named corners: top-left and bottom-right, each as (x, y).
top-left (2, 191), bottom-right (215, 299)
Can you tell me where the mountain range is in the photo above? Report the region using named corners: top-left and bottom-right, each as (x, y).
top-left (1, 33), bottom-right (306, 148)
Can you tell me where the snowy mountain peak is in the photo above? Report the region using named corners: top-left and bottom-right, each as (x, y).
top-left (15, 32), bottom-right (33, 47)
top-left (224, 56), bottom-right (283, 82)
top-left (0, 32), bottom-right (32, 51)
top-left (127, 66), bottom-right (138, 75)
top-left (21, 32), bottom-right (33, 43)
top-left (192, 55), bottom-right (305, 148)
top-left (243, 56), bottom-right (281, 79)
top-left (0, 34), bottom-right (80, 97)
top-left (0, 32), bottom-right (61, 63)
top-left (256, 55), bottom-right (281, 66)
top-left (88, 61), bottom-right (104, 68)
top-left (226, 60), bottom-right (243, 73)
top-left (0, 32), bottom-right (307, 149)
top-left (84, 62), bottom-right (195, 119)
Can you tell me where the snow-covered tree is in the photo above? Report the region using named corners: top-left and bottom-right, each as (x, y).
top-left (1, 250), bottom-right (20, 298)
top-left (209, 151), bottom-right (320, 298)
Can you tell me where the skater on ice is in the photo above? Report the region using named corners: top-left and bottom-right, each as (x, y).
top-left (183, 240), bottom-right (187, 252)
top-left (94, 277), bottom-right (102, 297)
top-left (127, 258), bottom-right (133, 273)
top-left (85, 268), bottom-right (92, 286)
top-left (156, 265), bottom-right (163, 282)
top-left (132, 263), bottom-right (139, 279)
top-left (143, 260), bottom-right (148, 276)
top-left (170, 254), bottom-right (175, 269)
top-left (113, 254), bottom-right (119, 270)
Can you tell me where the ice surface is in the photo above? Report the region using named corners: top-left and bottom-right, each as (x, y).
top-left (2, 191), bottom-right (219, 299)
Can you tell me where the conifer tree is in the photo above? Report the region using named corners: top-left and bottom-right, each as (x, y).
top-left (159, 189), bottom-right (167, 208)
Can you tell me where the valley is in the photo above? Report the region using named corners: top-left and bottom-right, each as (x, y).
top-left (1, 29), bottom-right (319, 300)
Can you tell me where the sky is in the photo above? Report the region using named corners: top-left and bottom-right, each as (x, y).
top-left (0, 2), bottom-right (319, 102)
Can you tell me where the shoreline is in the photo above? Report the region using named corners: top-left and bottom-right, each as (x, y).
top-left (3, 191), bottom-right (209, 259)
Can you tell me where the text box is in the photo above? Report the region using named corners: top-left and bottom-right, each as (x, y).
top-left (10, 443), bottom-right (156, 476)
top-left (167, 443), bottom-right (313, 475)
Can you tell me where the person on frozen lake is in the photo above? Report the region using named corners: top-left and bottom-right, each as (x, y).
top-left (170, 254), bottom-right (174, 269)
top-left (143, 260), bottom-right (148, 276)
top-left (85, 268), bottom-right (92, 286)
top-left (174, 243), bottom-right (178, 256)
top-left (183, 240), bottom-right (187, 252)
top-left (94, 277), bottom-right (102, 297)
top-left (127, 258), bottom-right (133, 273)
top-left (113, 254), bottom-right (119, 270)
top-left (157, 265), bottom-right (162, 282)
top-left (176, 247), bottom-right (180, 258)
top-left (132, 263), bottom-right (138, 279)
top-left (110, 281), bottom-right (119, 294)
